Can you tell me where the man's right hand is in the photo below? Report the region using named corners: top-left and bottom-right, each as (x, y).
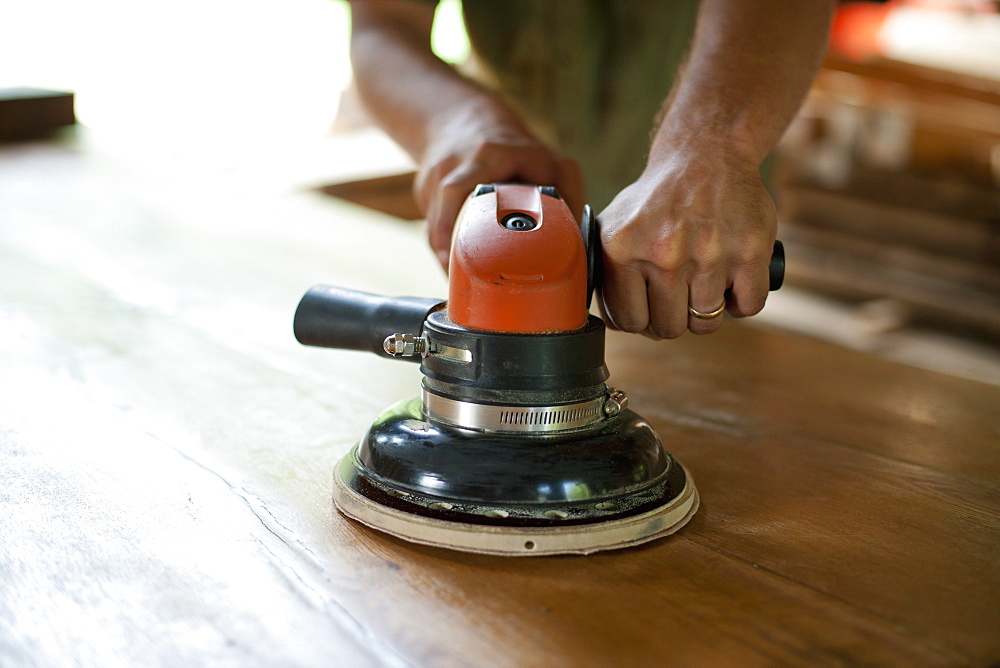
top-left (415, 101), bottom-right (585, 270)
top-left (348, 1), bottom-right (585, 272)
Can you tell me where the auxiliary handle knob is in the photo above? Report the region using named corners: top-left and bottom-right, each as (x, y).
top-left (769, 240), bottom-right (785, 291)
top-left (293, 285), bottom-right (443, 362)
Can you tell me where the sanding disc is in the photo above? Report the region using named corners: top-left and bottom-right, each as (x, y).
top-left (332, 448), bottom-right (699, 557)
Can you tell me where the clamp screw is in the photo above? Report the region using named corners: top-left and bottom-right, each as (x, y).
top-left (603, 389), bottom-right (628, 417)
top-left (384, 333), bottom-right (431, 357)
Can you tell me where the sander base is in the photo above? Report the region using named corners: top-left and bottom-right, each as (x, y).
top-left (331, 397), bottom-right (699, 556)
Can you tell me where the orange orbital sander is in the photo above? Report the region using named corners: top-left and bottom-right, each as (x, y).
top-left (293, 184), bottom-right (783, 556)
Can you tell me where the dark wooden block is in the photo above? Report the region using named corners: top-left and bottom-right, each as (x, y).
top-left (318, 171), bottom-right (422, 221)
top-left (0, 87), bottom-right (76, 140)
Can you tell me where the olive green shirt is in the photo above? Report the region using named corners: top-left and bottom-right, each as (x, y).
top-left (459, 1), bottom-right (701, 209)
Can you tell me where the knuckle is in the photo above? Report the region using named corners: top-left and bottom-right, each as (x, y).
top-left (598, 291), bottom-right (647, 334)
top-left (732, 297), bottom-right (766, 318)
top-left (613, 315), bottom-right (647, 333)
top-left (728, 282), bottom-right (768, 316)
top-left (651, 237), bottom-right (685, 270)
top-left (735, 233), bottom-right (774, 266)
top-left (650, 323), bottom-right (685, 339)
top-left (615, 230), bottom-right (683, 276)
top-left (472, 140), bottom-right (518, 164)
top-left (606, 306), bottom-right (647, 333)
top-left (427, 156), bottom-right (459, 182)
top-left (472, 141), bottom-right (501, 158)
top-left (412, 179), bottom-right (430, 212)
top-left (648, 311), bottom-right (687, 339)
top-left (690, 319), bottom-right (724, 335)
top-left (693, 244), bottom-right (725, 271)
top-left (440, 168), bottom-right (479, 192)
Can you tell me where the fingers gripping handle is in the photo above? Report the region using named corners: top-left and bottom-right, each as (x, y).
top-left (582, 205), bottom-right (785, 306)
top-left (293, 286), bottom-right (444, 362)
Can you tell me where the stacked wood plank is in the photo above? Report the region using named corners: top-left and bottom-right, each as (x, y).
top-left (775, 56), bottom-right (1000, 340)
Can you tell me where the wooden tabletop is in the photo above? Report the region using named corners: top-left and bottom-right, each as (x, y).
top-left (2, 132), bottom-right (998, 667)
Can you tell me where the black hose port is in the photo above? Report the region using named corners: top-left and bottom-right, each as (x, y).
top-left (501, 213), bottom-right (538, 231)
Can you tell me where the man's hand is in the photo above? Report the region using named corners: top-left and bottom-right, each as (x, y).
top-left (598, 140), bottom-right (776, 338)
top-left (415, 102), bottom-right (585, 270)
top-left (597, 0), bottom-right (833, 337)
top-left (348, 1), bottom-right (584, 270)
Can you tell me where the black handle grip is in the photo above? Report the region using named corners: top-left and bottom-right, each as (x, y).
top-left (293, 285), bottom-right (444, 362)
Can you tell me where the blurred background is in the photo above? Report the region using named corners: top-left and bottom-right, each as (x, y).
top-left (2, 0), bottom-right (998, 382)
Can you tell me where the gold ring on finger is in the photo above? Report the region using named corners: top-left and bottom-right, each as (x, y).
top-left (688, 301), bottom-right (726, 320)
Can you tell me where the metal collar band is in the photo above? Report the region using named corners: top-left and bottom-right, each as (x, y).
top-left (421, 386), bottom-right (626, 434)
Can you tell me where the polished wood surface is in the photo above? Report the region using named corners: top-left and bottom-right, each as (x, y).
top-left (2, 133), bottom-right (998, 666)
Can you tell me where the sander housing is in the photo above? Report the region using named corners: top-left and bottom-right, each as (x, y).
top-left (294, 183), bottom-right (782, 555)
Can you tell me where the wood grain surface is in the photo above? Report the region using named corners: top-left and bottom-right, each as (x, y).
top-left (1, 132), bottom-right (998, 667)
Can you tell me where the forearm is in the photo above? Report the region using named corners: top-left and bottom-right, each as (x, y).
top-left (598, 1), bottom-right (833, 338)
top-left (347, 1), bottom-right (584, 266)
top-left (348, 1), bottom-right (520, 163)
top-left (651, 0), bottom-right (835, 166)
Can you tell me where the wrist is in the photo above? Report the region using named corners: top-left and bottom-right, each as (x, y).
top-left (648, 109), bottom-right (765, 171)
top-left (424, 94), bottom-right (526, 152)
top-left (642, 133), bottom-right (762, 191)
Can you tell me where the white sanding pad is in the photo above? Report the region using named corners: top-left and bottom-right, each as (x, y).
top-left (332, 459), bottom-right (699, 557)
